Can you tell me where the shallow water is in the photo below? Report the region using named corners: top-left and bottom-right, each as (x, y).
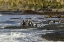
top-left (0, 15), bottom-right (45, 21)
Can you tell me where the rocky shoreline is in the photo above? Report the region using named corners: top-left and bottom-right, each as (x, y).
top-left (0, 10), bottom-right (64, 15)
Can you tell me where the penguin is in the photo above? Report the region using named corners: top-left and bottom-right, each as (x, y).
top-left (40, 23), bottom-right (43, 27)
top-left (33, 23), bottom-right (37, 27)
top-left (28, 21), bottom-right (33, 26)
top-left (25, 19), bottom-right (29, 26)
top-left (22, 20), bottom-right (26, 26)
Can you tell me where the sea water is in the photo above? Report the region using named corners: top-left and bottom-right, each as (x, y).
top-left (0, 15), bottom-right (63, 42)
top-left (0, 29), bottom-right (46, 42)
top-left (0, 29), bottom-right (63, 42)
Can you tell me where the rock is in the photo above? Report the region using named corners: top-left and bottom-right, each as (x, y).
top-left (4, 26), bottom-right (37, 29)
top-left (23, 10), bottom-right (41, 14)
top-left (41, 31), bottom-right (64, 41)
top-left (42, 24), bottom-right (64, 30)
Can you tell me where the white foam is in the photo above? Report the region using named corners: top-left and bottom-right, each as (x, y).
top-left (0, 14), bottom-right (2, 16)
top-left (0, 29), bottom-right (63, 42)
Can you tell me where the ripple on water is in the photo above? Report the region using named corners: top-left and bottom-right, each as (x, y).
top-left (0, 29), bottom-right (63, 42)
top-left (0, 29), bottom-right (49, 42)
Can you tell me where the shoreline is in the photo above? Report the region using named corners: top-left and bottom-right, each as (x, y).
top-left (0, 10), bottom-right (64, 15)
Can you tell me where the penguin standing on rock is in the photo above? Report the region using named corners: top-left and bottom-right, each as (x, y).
top-left (25, 19), bottom-right (29, 26)
top-left (22, 20), bottom-right (26, 26)
top-left (33, 23), bottom-right (37, 27)
top-left (28, 21), bottom-right (33, 26)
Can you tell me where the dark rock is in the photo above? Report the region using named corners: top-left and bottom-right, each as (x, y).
top-left (42, 24), bottom-right (64, 30)
top-left (23, 10), bottom-right (41, 14)
top-left (4, 26), bottom-right (37, 29)
top-left (41, 31), bottom-right (64, 41)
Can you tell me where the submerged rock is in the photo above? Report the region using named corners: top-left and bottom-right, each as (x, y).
top-left (41, 31), bottom-right (64, 41)
top-left (4, 26), bottom-right (38, 29)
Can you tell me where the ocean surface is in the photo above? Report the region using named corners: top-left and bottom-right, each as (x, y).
top-left (0, 14), bottom-right (63, 42)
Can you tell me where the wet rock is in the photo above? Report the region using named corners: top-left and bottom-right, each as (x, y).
top-left (41, 31), bottom-right (64, 41)
top-left (4, 26), bottom-right (21, 29)
top-left (42, 24), bottom-right (64, 30)
top-left (4, 26), bottom-right (37, 29)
